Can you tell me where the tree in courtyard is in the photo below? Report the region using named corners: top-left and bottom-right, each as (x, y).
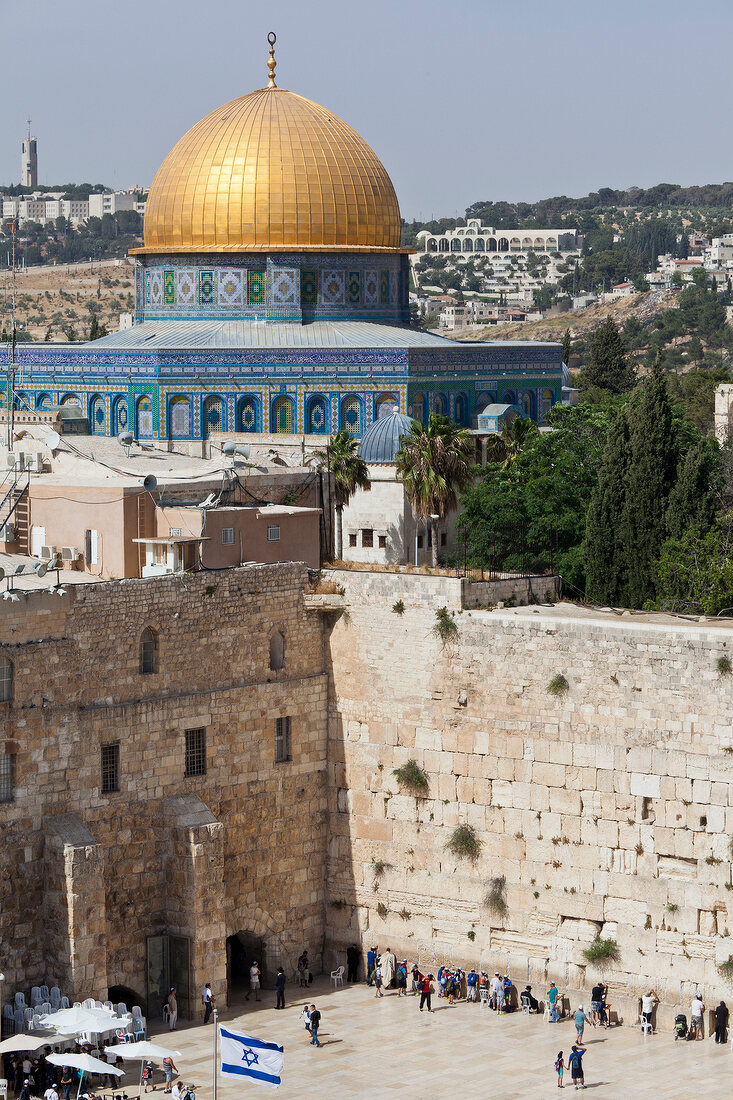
top-left (315, 429), bottom-right (370, 561)
top-left (583, 317), bottom-right (637, 393)
top-left (618, 354), bottom-right (678, 607)
top-left (396, 414), bottom-right (474, 568)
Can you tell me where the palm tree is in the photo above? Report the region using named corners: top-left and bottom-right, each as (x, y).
top-left (484, 415), bottom-right (538, 470)
top-left (315, 429), bottom-right (370, 561)
top-left (396, 414), bottom-right (475, 568)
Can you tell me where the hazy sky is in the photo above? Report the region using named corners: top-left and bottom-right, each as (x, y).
top-left (2, 0), bottom-right (733, 220)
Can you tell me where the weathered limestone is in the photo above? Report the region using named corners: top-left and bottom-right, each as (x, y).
top-left (324, 572), bottom-right (733, 1026)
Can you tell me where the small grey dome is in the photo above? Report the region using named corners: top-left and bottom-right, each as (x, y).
top-left (358, 407), bottom-right (415, 463)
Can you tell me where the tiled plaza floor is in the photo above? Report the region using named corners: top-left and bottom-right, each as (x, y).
top-left (129, 980), bottom-right (732, 1099)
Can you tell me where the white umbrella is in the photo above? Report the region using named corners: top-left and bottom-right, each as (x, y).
top-left (104, 1040), bottom-right (181, 1097)
top-left (104, 1042), bottom-right (181, 1061)
top-left (0, 1034), bottom-right (58, 1054)
top-left (46, 1053), bottom-right (124, 1077)
top-left (39, 1007), bottom-right (130, 1034)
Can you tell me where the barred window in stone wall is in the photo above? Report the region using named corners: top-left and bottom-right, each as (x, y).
top-left (0, 754), bottom-right (14, 802)
top-left (275, 716), bottom-right (291, 763)
top-left (184, 728), bottom-right (207, 778)
top-left (101, 743), bottom-right (120, 795)
top-left (267, 525), bottom-right (280, 542)
top-left (340, 395), bottom-right (361, 436)
top-left (0, 657), bottom-right (13, 702)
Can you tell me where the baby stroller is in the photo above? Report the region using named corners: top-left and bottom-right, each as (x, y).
top-left (674, 1013), bottom-right (687, 1040)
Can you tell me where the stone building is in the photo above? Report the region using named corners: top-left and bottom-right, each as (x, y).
top-left (0, 564), bottom-right (330, 1015)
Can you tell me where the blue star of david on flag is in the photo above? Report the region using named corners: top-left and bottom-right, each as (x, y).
top-left (220, 1025), bottom-right (283, 1089)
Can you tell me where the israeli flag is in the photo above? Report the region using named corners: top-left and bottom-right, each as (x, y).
top-left (220, 1025), bottom-right (284, 1089)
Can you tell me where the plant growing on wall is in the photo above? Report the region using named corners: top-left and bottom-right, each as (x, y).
top-left (718, 655), bottom-right (732, 676)
top-left (582, 936), bottom-right (619, 966)
top-left (719, 958), bottom-right (733, 981)
top-left (546, 674), bottom-right (569, 696)
top-left (446, 824), bottom-right (482, 862)
top-left (392, 759), bottom-right (430, 796)
top-left (467, 929), bottom-right (476, 941)
top-left (376, 902), bottom-right (388, 919)
top-left (392, 599), bottom-right (405, 615)
top-left (483, 875), bottom-right (508, 917)
top-left (433, 606), bottom-right (458, 644)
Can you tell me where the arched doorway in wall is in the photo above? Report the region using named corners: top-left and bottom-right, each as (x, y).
top-left (226, 931), bottom-right (266, 1001)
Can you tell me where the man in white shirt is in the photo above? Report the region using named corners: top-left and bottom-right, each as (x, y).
top-left (690, 993), bottom-right (704, 1039)
top-left (245, 961), bottom-right (261, 1002)
top-left (490, 972), bottom-right (502, 1010)
top-left (641, 989), bottom-right (657, 1030)
top-left (44, 1087), bottom-right (59, 1100)
top-left (171, 1083), bottom-right (182, 1100)
top-left (202, 982), bottom-right (214, 1024)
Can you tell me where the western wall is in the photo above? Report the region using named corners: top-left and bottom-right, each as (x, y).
top-left (324, 569), bottom-right (733, 1026)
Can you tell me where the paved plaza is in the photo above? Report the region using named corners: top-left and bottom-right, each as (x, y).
top-left (131, 980), bottom-right (733, 1099)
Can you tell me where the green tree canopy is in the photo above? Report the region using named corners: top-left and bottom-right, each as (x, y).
top-left (582, 318), bottom-right (637, 393)
top-left (315, 430), bottom-right (370, 561)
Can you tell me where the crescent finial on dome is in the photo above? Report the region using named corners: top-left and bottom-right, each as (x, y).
top-left (267, 31), bottom-right (277, 88)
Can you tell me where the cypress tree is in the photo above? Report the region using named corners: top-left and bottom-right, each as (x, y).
top-left (561, 328), bottom-right (572, 365)
top-left (584, 318), bottom-right (637, 393)
top-left (618, 356), bottom-right (678, 607)
top-left (665, 438), bottom-right (721, 540)
top-left (584, 411), bottom-right (632, 605)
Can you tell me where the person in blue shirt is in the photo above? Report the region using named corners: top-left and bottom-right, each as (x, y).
top-left (367, 946), bottom-right (377, 986)
top-left (547, 982), bottom-right (561, 1022)
top-left (566, 1045), bottom-right (586, 1089)
top-left (466, 968), bottom-right (478, 1002)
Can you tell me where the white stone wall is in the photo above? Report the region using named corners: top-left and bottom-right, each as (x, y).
top-left (326, 577), bottom-right (733, 1025)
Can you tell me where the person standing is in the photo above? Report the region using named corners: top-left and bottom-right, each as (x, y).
top-left (246, 961), bottom-right (261, 1002)
top-left (548, 982), bottom-right (560, 1022)
top-left (202, 983), bottom-right (214, 1024)
top-left (374, 959), bottom-right (384, 998)
top-left (490, 972), bottom-right (502, 1010)
top-left (171, 1084), bottom-right (182, 1100)
top-left (346, 944), bottom-right (360, 983)
top-left (275, 966), bottom-right (286, 1010)
top-left (466, 968), bottom-right (478, 1002)
top-left (167, 987), bottom-right (178, 1031)
top-left (162, 1055), bottom-right (178, 1094)
top-left (43, 1085), bottom-right (58, 1100)
top-left (419, 973), bottom-right (434, 1013)
top-left (641, 989), bottom-right (657, 1030)
top-left (381, 948), bottom-right (396, 990)
top-left (410, 963), bottom-right (422, 995)
top-left (59, 1070), bottom-right (72, 1100)
top-left (715, 1000), bottom-right (729, 1044)
top-left (690, 993), bottom-right (704, 1039)
top-left (142, 1063), bottom-right (154, 1094)
top-left (567, 1045), bottom-right (586, 1089)
top-left (18, 1082), bottom-right (32, 1100)
top-left (554, 1051), bottom-right (564, 1089)
top-left (590, 982), bottom-right (604, 1026)
top-left (573, 1005), bottom-right (587, 1043)
top-left (309, 1005), bottom-right (321, 1047)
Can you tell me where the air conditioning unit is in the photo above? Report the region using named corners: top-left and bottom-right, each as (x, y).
top-left (0, 524), bottom-right (16, 542)
top-left (23, 453), bottom-right (44, 473)
top-left (61, 546), bottom-right (79, 562)
top-left (40, 545), bottom-right (57, 560)
top-left (5, 453), bottom-right (17, 469)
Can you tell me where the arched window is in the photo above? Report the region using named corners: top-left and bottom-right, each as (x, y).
top-left (306, 395), bottom-right (328, 434)
top-left (451, 239), bottom-right (462, 252)
top-left (0, 656), bottom-right (13, 702)
top-left (541, 388), bottom-right (554, 423)
top-left (13, 392), bottom-right (29, 411)
top-left (487, 238), bottom-right (497, 252)
top-left (462, 238), bottom-right (473, 252)
top-left (376, 394), bottom-right (398, 418)
top-left (454, 393), bottom-right (468, 426)
top-left (497, 238), bottom-right (509, 252)
top-left (474, 237), bottom-right (485, 251)
top-left (269, 630), bottom-right (285, 671)
top-left (427, 238), bottom-right (438, 252)
top-left (203, 395), bottom-right (225, 438)
top-left (60, 393), bottom-right (81, 407)
top-left (36, 392), bottom-right (53, 410)
top-left (112, 396), bottom-right (129, 434)
top-left (136, 395), bottom-right (153, 438)
top-left (237, 395), bottom-right (259, 433)
top-left (139, 627), bottom-right (158, 675)
top-left (340, 394), bottom-right (362, 436)
top-left (522, 237), bottom-right (533, 251)
top-left (433, 393), bottom-right (447, 416)
top-left (522, 393), bottom-right (532, 417)
top-left (272, 396), bottom-right (294, 433)
top-left (169, 396), bottom-right (191, 439)
top-left (438, 239), bottom-right (449, 253)
top-left (411, 394), bottom-right (425, 424)
top-left (534, 237), bottom-right (546, 250)
top-left (89, 395), bottom-right (105, 434)
top-left (504, 390), bottom-right (516, 406)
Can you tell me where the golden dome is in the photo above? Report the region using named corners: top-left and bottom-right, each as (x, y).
top-left (138, 85), bottom-right (402, 254)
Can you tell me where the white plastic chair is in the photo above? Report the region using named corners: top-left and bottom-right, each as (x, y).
top-left (31, 1014), bottom-right (42, 1031)
top-left (60, 997), bottom-right (70, 1010)
top-left (83, 998), bottom-right (95, 1009)
top-left (543, 1001), bottom-right (552, 1023)
top-left (13, 994), bottom-right (25, 1011)
top-left (73, 1002), bottom-right (82, 1009)
top-left (23, 1007), bottom-right (33, 1025)
top-left (479, 987), bottom-right (490, 1008)
top-left (330, 965), bottom-right (344, 988)
top-left (39, 1002), bottom-right (51, 1016)
top-left (30, 988), bottom-right (42, 1007)
top-left (103, 1001), bottom-right (113, 1013)
top-left (639, 1012), bottom-right (653, 1035)
top-left (13, 1010), bottom-right (24, 1033)
top-left (50, 989), bottom-right (61, 1010)
top-left (116, 1002), bottom-right (127, 1018)
top-left (132, 1015), bottom-right (146, 1041)
top-left (39, 986), bottom-right (50, 1003)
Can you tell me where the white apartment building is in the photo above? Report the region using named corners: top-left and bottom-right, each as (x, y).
top-left (87, 191), bottom-right (138, 217)
top-left (2, 190), bottom-right (145, 228)
top-left (415, 218), bottom-right (581, 256)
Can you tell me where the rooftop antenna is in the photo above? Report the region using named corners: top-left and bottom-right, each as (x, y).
top-left (266, 32), bottom-right (277, 88)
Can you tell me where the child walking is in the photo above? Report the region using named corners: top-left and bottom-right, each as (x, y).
top-left (554, 1051), bottom-right (564, 1088)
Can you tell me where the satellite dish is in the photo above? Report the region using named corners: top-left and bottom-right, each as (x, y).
top-left (34, 562), bottom-right (48, 578)
top-left (118, 431), bottom-right (133, 447)
top-left (44, 431), bottom-right (61, 451)
top-left (143, 474), bottom-right (158, 491)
